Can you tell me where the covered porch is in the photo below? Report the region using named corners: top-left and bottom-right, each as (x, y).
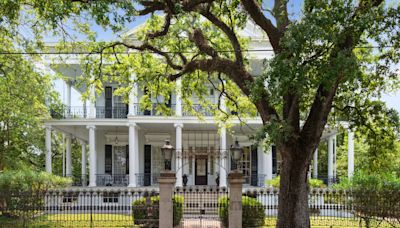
top-left (43, 120), bottom-right (355, 188)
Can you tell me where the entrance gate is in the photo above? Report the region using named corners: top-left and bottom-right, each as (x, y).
top-left (175, 186), bottom-right (228, 227)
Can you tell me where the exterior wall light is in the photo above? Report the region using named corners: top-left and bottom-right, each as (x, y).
top-left (230, 139), bottom-right (243, 171)
top-left (161, 140), bottom-right (174, 171)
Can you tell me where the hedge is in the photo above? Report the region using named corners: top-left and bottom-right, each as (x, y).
top-left (218, 196), bottom-right (265, 227)
top-left (132, 195), bottom-right (184, 226)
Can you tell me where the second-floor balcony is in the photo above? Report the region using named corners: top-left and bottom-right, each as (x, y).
top-left (50, 103), bottom-right (215, 119)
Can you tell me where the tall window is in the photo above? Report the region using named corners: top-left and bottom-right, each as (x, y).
top-left (237, 146), bottom-right (251, 184)
top-left (114, 146), bottom-right (127, 174)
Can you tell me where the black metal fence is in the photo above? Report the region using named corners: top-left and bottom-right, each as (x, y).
top-left (0, 189), bottom-right (159, 227)
top-left (1, 188), bottom-right (399, 227)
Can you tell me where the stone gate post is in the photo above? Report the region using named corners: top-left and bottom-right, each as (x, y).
top-left (228, 172), bottom-right (245, 228)
top-left (159, 171), bottom-right (176, 228)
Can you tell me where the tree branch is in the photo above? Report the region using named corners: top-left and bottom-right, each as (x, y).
top-left (240, 0), bottom-right (283, 52)
top-left (200, 9), bottom-right (244, 65)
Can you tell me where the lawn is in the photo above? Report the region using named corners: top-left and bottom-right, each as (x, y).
top-left (263, 217), bottom-right (398, 227)
top-left (0, 214), bottom-right (135, 228)
top-left (1, 214), bottom-right (398, 227)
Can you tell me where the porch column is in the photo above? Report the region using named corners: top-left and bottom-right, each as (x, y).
top-left (257, 144), bottom-right (267, 187)
top-left (313, 148), bottom-right (318, 178)
top-left (348, 130), bottom-right (355, 178)
top-left (80, 139), bottom-right (87, 186)
top-left (328, 135), bottom-right (335, 186)
top-left (128, 74), bottom-right (138, 117)
top-left (65, 134), bottom-right (72, 177)
top-left (219, 127), bottom-right (227, 187)
top-left (45, 126), bottom-right (52, 173)
top-left (265, 145), bottom-right (273, 184)
top-left (87, 125), bottom-right (96, 187)
top-left (128, 123), bottom-right (138, 187)
top-left (175, 78), bottom-right (182, 116)
top-left (88, 80), bottom-right (96, 118)
top-left (174, 123), bottom-right (183, 186)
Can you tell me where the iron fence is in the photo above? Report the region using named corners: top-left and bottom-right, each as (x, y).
top-left (243, 188), bottom-right (400, 227)
top-left (174, 186), bottom-right (229, 227)
top-left (0, 188), bottom-right (399, 227)
top-left (0, 188), bottom-right (159, 227)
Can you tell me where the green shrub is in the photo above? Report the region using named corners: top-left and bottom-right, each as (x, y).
top-left (267, 176), bottom-right (326, 188)
top-left (0, 170), bottom-right (71, 219)
top-left (0, 170), bottom-right (71, 193)
top-left (218, 196), bottom-right (265, 227)
top-left (333, 171), bottom-right (400, 226)
top-left (132, 195), bottom-right (183, 226)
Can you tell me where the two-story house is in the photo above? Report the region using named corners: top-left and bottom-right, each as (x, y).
top-left (41, 22), bottom-right (355, 188)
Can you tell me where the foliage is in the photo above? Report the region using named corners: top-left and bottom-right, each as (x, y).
top-left (267, 176), bottom-right (326, 188)
top-left (0, 169), bottom-right (71, 193)
top-left (2, 0), bottom-right (400, 226)
top-left (334, 171), bottom-right (400, 227)
top-left (132, 195), bottom-right (183, 226)
top-left (218, 196), bottom-right (265, 227)
top-left (0, 170), bottom-right (71, 219)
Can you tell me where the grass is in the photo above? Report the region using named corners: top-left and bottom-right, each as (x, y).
top-left (1, 214), bottom-right (398, 227)
top-left (263, 217), bottom-right (398, 227)
top-left (0, 214), bottom-right (135, 228)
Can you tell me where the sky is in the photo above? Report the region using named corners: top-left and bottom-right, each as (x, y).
top-left (53, 1), bottom-right (399, 114)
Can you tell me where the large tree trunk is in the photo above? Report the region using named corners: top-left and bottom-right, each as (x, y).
top-left (277, 145), bottom-right (311, 228)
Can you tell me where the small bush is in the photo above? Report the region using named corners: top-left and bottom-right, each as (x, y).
top-left (132, 195), bottom-right (183, 226)
top-left (218, 196), bottom-right (265, 227)
top-left (267, 176), bottom-right (326, 188)
top-left (0, 170), bottom-right (71, 219)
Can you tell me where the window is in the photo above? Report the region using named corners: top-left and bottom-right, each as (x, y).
top-left (237, 146), bottom-right (251, 184)
top-left (114, 146), bottom-right (127, 174)
top-left (189, 147), bottom-right (193, 175)
top-left (103, 192), bottom-right (119, 203)
top-left (62, 193), bottom-right (78, 203)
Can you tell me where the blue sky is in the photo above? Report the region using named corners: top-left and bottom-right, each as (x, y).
top-left (53, 1), bottom-right (399, 113)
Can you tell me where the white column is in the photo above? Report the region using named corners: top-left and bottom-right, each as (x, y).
top-left (265, 146), bottom-right (273, 184)
top-left (80, 139), bottom-right (87, 186)
top-left (65, 134), bottom-right (72, 176)
top-left (88, 81), bottom-right (96, 118)
top-left (128, 74), bottom-right (138, 117)
top-left (174, 123), bottom-right (183, 186)
top-left (45, 126), bottom-right (52, 173)
top-left (348, 130), bottom-right (355, 178)
top-left (313, 148), bottom-right (318, 179)
top-left (257, 144), bottom-right (269, 187)
top-left (87, 125), bottom-right (96, 187)
top-left (66, 81), bottom-right (72, 117)
top-left (175, 78), bottom-right (182, 116)
top-left (219, 127), bottom-right (227, 187)
top-left (328, 135), bottom-right (335, 185)
top-left (66, 81), bottom-right (72, 107)
top-left (128, 123), bottom-right (138, 187)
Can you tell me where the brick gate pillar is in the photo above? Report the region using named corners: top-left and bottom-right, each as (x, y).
top-left (228, 172), bottom-right (244, 228)
top-left (159, 171), bottom-right (176, 228)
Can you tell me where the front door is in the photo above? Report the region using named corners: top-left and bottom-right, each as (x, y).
top-left (195, 156), bottom-right (207, 185)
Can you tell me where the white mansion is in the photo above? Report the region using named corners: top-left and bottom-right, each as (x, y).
top-left (42, 22), bottom-right (355, 188)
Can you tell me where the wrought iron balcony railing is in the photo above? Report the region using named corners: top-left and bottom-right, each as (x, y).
top-left (50, 104), bottom-right (260, 119)
top-left (136, 173), bottom-right (160, 187)
top-left (96, 174), bottom-right (129, 187)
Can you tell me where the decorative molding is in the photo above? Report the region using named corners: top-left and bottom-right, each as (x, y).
top-left (145, 133), bottom-right (170, 144)
top-left (105, 133), bottom-right (129, 145)
top-left (174, 123), bottom-right (184, 128)
top-left (86, 125), bottom-right (96, 130)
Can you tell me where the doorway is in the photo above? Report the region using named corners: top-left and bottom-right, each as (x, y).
top-left (195, 155), bottom-right (208, 185)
